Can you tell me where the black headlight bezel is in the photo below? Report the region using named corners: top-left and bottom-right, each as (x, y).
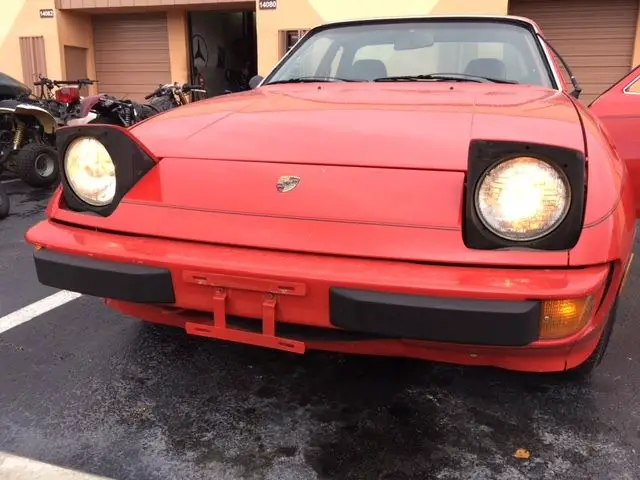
top-left (463, 140), bottom-right (587, 251)
top-left (56, 124), bottom-right (156, 217)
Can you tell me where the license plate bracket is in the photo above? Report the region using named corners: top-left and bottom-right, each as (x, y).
top-left (184, 287), bottom-right (306, 354)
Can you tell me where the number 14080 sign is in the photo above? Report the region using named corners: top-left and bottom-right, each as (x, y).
top-left (259, 0), bottom-right (277, 9)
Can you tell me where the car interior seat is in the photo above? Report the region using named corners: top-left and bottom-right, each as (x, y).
top-left (464, 58), bottom-right (507, 81)
top-left (348, 59), bottom-right (388, 81)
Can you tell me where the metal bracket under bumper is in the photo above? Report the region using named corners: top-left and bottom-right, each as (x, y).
top-left (184, 288), bottom-right (306, 354)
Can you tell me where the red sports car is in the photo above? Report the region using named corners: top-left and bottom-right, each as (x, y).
top-left (26, 16), bottom-right (638, 379)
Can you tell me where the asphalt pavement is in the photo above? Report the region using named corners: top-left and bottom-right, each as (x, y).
top-left (1, 179), bottom-right (639, 480)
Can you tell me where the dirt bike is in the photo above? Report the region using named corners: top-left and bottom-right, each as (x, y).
top-left (0, 75), bottom-right (96, 187)
top-left (82, 83), bottom-right (206, 127)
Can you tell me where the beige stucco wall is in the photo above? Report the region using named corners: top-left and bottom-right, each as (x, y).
top-left (0, 1), bottom-right (25, 80)
top-left (56, 10), bottom-right (98, 94)
top-left (255, 0), bottom-right (510, 75)
top-left (167, 10), bottom-right (190, 86)
top-left (0, 1), bottom-right (97, 94)
top-left (0, 0), bottom-right (63, 83)
top-left (2, 3), bottom-right (189, 96)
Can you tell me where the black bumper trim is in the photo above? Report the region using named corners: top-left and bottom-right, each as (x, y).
top-left (329, 288), bottom-right (540, 346)
top-left (33, 249), bottom-right (175, 304)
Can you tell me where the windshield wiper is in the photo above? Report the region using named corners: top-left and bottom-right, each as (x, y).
top-left (266, 76), bottom-right (359, 85)
top-left (373, 73), bottom-right (518, 84)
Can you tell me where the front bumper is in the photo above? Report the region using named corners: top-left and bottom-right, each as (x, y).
top-left (34, 248), bottom-right (541, 347)
top-left (27, 220), bottom-right (616, 370)
top-left (34, 248), bottom-right (175, 304)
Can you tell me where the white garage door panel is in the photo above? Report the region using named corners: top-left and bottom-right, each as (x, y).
top-left (93, 13), bottom-right (171, 102)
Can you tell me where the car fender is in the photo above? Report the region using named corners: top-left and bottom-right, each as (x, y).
top-left (13, 103), bottom-right (56, 134)
top-left (79, 95), bottom-right (103, 118)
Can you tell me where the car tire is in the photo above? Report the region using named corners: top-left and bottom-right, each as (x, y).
top-left (558, 296), bottom-right (619, 382)
top-left (15, 143), bottom-right (60, 188)
top-left (0, 185), bottom-right (9, 219)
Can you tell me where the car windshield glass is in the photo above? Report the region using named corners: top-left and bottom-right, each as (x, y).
top-left (264, 20), bottom-right (554, 88)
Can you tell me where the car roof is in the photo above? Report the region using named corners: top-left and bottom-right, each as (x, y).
top-left (312, 14), bottom-right (542, 34)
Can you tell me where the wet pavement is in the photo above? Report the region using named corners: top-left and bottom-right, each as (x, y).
top-left (0, 179), bottom-right (639, 480)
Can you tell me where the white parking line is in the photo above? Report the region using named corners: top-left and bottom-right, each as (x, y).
top-left (0, 291), bottom-right (82, 335)
top-left (0, 452), bottom-right (112, 479)
top-left (0, 178), bottom-right (20, 184)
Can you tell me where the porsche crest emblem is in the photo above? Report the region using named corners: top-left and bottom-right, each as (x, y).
top-left (276, 175), bottom-right (301, 193)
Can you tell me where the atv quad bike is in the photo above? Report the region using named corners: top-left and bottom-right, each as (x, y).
top-left (0, 101), bottom-right (60, 188)
top-left (0, 72), bottom-right (61, 188)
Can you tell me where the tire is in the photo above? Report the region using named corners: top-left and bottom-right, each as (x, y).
top-left (557, 297), bottom-right (619, 382)
top-left (15, 142), bottom-right (60, 188)
top-left (0, 185), bottom-right (9, 219)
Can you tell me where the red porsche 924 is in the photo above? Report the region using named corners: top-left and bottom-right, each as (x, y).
top-left (26, 15), bottom-right (639, 380)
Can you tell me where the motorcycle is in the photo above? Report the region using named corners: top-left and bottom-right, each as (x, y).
top-left (0, 75), bottom-right (96, 187)
top-left (82, 83), bottom-right (206, 127)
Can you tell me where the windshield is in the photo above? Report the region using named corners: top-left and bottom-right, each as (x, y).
top-left (263, 20), bottom-right (555, 88)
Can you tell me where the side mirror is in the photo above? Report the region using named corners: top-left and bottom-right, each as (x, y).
top-left (249, 75), bottom-right (263, 89)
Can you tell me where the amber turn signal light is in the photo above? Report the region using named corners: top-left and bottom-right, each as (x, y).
top-left (539, 296), bottom-right (595, 340)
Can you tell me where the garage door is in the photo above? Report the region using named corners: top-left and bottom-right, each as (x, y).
top-left (93, 13), bottom-right (171, 102)
top-left (509, 0), bottom-right (638, 105)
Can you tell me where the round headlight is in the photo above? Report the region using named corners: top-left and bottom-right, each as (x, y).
top-left (64, 137), bottom-right (116, 206)
top-left (475, 156), bottom-right (570, 242)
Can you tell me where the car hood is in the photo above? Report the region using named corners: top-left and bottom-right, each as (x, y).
top-left (131, 83), bottom-right (585, 170)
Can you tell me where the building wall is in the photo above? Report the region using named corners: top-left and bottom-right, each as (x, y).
top-left (0, 0), bottom-right (63, 83)
top-left (56, 10), bottom-right (97, 94)
top-left (56, 0), bottom-right (247, 8)
top-left (255, 0), bottom-right (510, 75)
top-left (167, 10), bottom-right (190, 86)
top-left (3, 0), bottom-right (640, 99)
top-left (1, 2), bottom-right (188, 95)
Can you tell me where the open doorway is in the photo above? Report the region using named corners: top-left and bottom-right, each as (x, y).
top-left (187, 9), bottom-right (257, 98)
